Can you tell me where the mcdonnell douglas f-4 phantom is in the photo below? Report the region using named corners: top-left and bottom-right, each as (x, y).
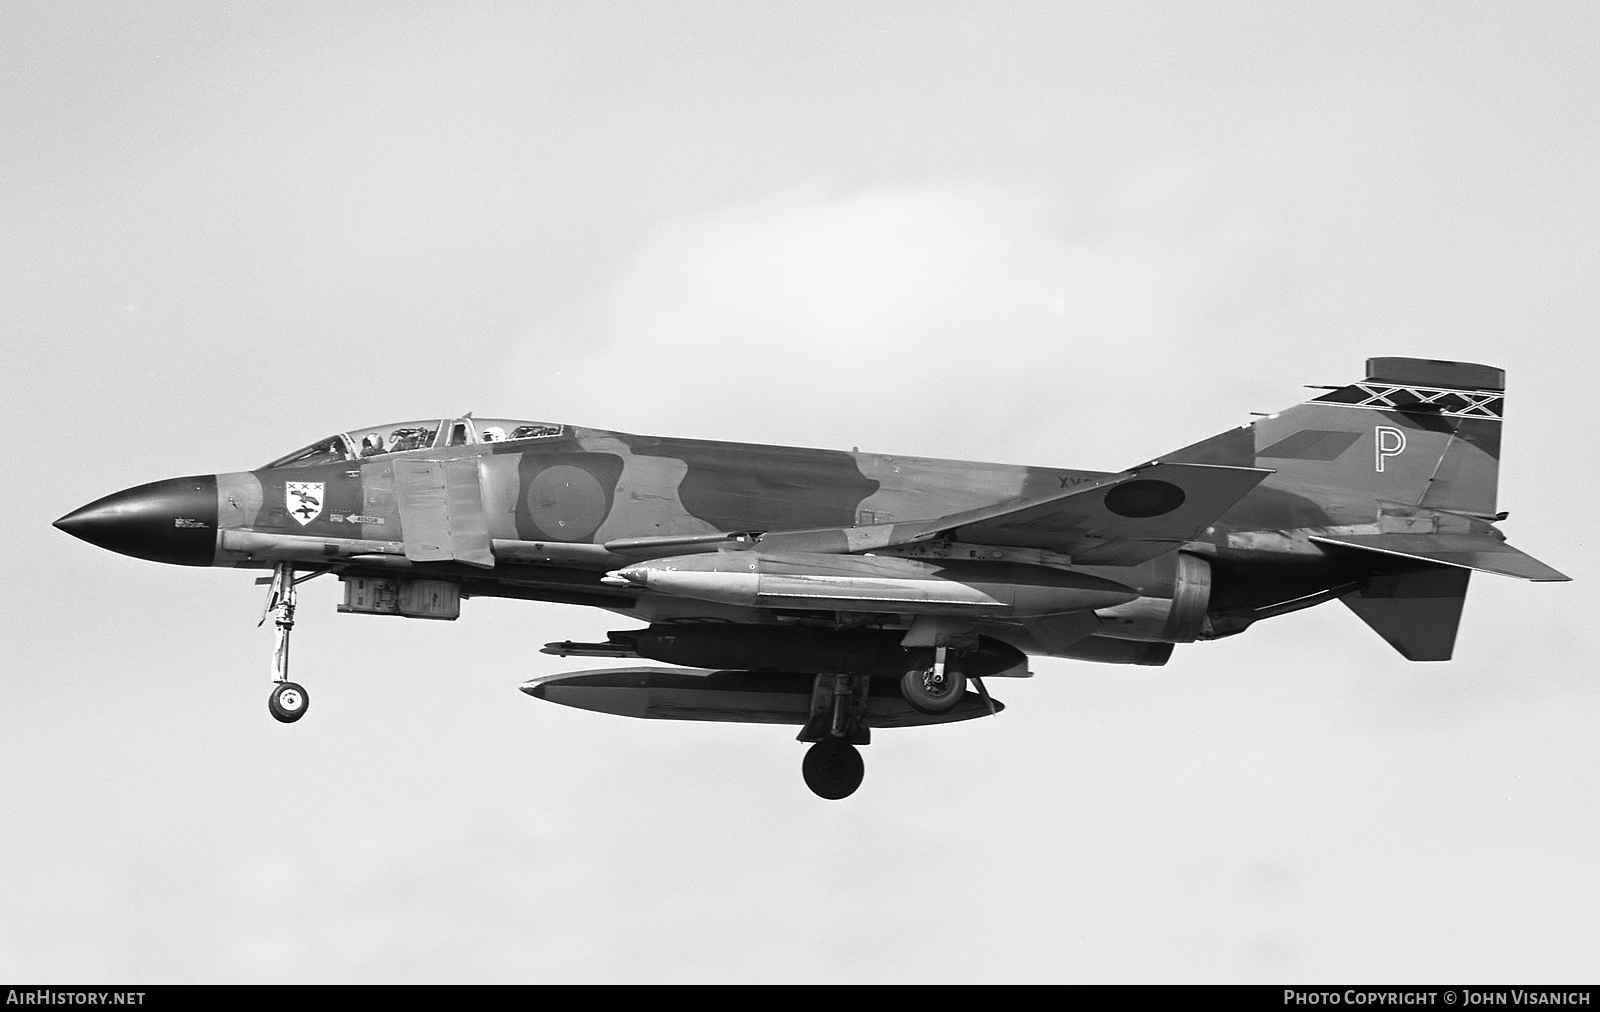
top-left (56, 357), bottom-right (1568, 798)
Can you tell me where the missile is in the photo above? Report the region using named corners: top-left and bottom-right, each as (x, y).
top-left (609, 551), bottom-right (1137, 617)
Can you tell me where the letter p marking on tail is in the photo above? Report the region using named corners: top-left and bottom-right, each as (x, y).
top-left (1375, 426), bottom-right (1407, 472)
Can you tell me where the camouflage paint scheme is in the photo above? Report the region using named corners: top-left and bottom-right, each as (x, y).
top-left (211, 425), bottom-right (1119, 624)
top-left (59, 357), bottom-right (1567, 672)
top-left (54, 357), bottom-right (1570, 799)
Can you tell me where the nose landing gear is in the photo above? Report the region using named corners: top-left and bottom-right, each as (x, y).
top-left (261, 563), bottom-right (315, 723)
top-left (269, 681), bottom-right (309, 723)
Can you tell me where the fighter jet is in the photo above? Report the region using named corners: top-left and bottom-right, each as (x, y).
top-left (55, 357), bottom-right (1568, 798)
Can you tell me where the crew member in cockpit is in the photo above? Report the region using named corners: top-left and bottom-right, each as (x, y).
top-left (360, 433), bottom-right (386, 457)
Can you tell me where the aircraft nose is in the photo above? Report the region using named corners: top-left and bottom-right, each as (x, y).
top-left (55, 475), bottom-right (220, 567)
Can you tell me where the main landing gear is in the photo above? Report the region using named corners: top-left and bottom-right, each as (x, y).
top-left (900, 645), bottom-right (967, 714)
top-left (792, 654), bottom-right (996, 799)
top-left (260, 563), bottom-right (313, 723)
top-left (802, 739), bottom-right (865, 801)
top-left (797, 672), bottom-right (870, 800)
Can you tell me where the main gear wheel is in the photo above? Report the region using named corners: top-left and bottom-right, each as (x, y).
top-left (802, 738), bottom-right (864, 800)
top-left (900, 663), bottom-right (966, 713)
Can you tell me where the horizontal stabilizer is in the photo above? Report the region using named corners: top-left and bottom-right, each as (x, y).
top-left (1310, 534), bottom-right (1570, 582)
top-left (520, 666), bottom-right (1000, 728)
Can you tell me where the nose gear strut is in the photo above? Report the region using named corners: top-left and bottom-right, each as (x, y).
top-left (259, 563), bottom-right (318, 723)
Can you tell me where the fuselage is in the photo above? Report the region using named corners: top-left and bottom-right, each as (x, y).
top-left (236, 423), bottom-right (1112, 551)
top-left (54, 414), bottom-right (1375, 666)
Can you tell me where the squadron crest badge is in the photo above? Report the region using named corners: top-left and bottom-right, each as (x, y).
top-left (285, 482), bottom-right (325, 526)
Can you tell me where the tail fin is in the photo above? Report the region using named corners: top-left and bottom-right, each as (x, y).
top-left (1163, 358), bottom-right (1565, 662)
top-left (1165, 356), bottom-right (1504, 523)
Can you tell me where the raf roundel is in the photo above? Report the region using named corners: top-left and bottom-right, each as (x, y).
top-left (525, 465), bottom-right (608, 541)
top-left (1103, 479), bottom-right (1187, 519)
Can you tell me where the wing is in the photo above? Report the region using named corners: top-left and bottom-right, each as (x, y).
top-left (604, 462), bottom-right (1272, 566)
top-left (938, 462), bottom-right (1273, 565)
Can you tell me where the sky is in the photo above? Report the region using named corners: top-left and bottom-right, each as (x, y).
top-left (2, 2), bottom-right (1597, 983)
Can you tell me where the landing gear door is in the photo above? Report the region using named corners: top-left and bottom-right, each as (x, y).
top-left (392, 458), bottom-right (495, 568)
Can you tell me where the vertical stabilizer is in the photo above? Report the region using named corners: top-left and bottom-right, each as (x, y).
top-left (1160, 357), bottom-right (1514, 662)
top-left (1164, 357), bottom-right (1505, 526)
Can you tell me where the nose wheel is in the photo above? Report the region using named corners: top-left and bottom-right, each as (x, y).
top-left (260, 563), bottom-right (317, 723)
top-left (269, 681), bottom-right (310, 723)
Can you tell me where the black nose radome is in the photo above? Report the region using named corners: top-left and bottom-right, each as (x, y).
top-left (55, 475), bottom-right (219, 567)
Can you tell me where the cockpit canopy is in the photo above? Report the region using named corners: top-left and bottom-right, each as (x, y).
top-left (261, 417), bottom-right (564, 469)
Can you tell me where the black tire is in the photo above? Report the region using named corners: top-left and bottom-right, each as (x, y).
top-left (268, 681), bottom-right (310, 723)
top-left (802, 739), bottom-right (864, 800)
top-left (900, 665), bottom-right (966, 714)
